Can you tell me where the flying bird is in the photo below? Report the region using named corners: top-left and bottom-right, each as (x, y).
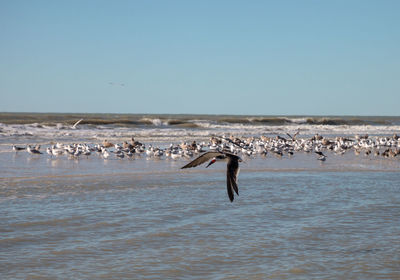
top-left (287, 130), bottom-right (300, 141)
top-left (72, 119), bottom-right (83, 129)
top-left (109, 82), bottom-right (125, 87)
top-left (181, 151), bottom-right (242, 202)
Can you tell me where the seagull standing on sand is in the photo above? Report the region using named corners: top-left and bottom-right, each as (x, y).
top-left (181, 151), bottom-right (242, 202)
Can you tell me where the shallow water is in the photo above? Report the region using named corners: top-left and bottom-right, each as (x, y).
top-left (1, 151), bottom-right (399, 279)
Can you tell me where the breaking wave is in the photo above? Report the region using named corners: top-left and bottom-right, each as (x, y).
top-left (1, 113), bottom-right (400, 152)
top-left (0, 113), bottom-right (398, 127)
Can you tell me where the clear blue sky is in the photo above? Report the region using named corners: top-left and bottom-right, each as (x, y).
top-left (1, 0), bottom-right (399, 115)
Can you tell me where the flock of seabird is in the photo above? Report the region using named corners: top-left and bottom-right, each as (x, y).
top-left (12, 133), bottom-right (400, 202)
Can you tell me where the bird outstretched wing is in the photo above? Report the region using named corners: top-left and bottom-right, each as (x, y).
top-left (226, 156), bottom-right (240, 202)
top-left (181, 151), bottom-right (223, 169)
top-left (72, 119), bottom-right (83, 129)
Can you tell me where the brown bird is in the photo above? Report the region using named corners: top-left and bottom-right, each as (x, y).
top-left (102, 140), bottom-right (114, 148)
top-left (181, 151), bottom-right (242, 202)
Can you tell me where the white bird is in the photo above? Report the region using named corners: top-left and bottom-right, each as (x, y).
top-left (71, 119), bottom-right (83, 129)
top-left (146, 146), bottom-right (154, 156)
top-left (102, 148), bottom-right (110, 159)
top-left (170, 150), bottom-right (182, 159)
top-left (114, 143), bottom-right (123, 150)
top-left (52, 146), bottom-right (64, 156)
top-left (83, 149), bottom-right (91, 158)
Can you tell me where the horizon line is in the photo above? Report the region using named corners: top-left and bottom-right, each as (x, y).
top-left (0, 111), bottom-right (399, 118)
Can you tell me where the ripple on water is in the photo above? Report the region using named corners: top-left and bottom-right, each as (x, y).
top-left (1, 160), bottom-right (400, 279)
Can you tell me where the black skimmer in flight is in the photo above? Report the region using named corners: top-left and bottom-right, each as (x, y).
top-left (181, 151), bottom-right (242, 202)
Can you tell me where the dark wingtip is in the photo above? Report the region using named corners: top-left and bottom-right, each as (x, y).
top-left (181, 165), bottom-right (195, 169)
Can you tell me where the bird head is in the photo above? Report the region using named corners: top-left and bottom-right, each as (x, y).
top-left (206, 158), bottom-right (216, 168)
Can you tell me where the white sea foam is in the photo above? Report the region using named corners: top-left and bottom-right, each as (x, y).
top-left (1, 121), bottom-right (400, 147)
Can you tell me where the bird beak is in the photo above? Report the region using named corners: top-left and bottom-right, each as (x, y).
top-left (206, 159), bottom-right (216, 168)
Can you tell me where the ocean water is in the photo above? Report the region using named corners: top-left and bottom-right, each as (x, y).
top-left (1, 113), bottom-right (400, 279)
top-left (1, 113), bottom-right (400, 148)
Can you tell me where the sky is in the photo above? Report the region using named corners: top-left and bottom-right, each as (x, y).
top-left (0, 0), bottom-right (399, 115)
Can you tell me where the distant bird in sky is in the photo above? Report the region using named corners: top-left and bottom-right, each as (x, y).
top-left (109, 82), bottom-right (125, 87)
top-left (181, 151), bottom-right (242, 202)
